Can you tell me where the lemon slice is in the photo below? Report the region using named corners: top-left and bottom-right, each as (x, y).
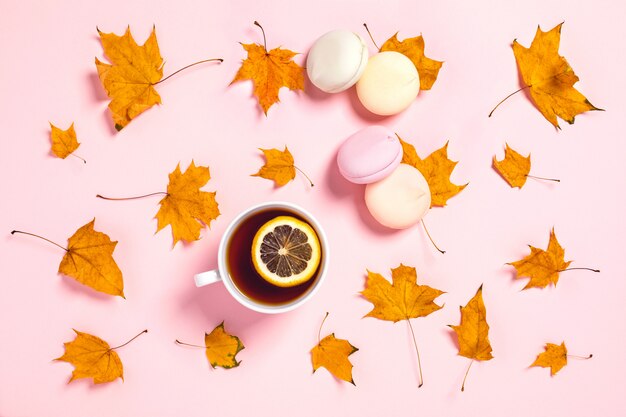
top-left (251, 216), bottom-right (321, 287)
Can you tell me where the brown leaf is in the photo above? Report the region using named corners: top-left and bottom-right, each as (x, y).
top-left (513, 23), bottom-right (601, 128)
top-left (155, 161), bottom-right (220, 246)
top-left (380, 33), bottom-right (443, 90)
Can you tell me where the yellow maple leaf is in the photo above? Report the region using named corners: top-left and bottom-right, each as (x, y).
top-left (12, 220), bottom-right (124, 297)
top-left (512, 23), bottom-right (601, 128)
top-left (311, 333), bottom-right (358, 385)
top-left (362, 264), bottom-right (444, 387)
top-left (380, 33), bottom-right (443, 90)
top-left (231, 22), bottom-right (304, 114)
top-left (55, 329), bottom-right (146, 384)
top-left (155, 161), bottom-right (220, 246)
top-left (58, 219), bottom-right (125, 297)
top-left (399, 137), bottom-right (467, 207)
top-left (493, 143), bottom-right (531, 188)
top-left (204, 322), bottom-right (244, 369)
top-left (95, 26), bottom-right (163, 131)
top-left (508, 228), bottom-right (572, 289)
top-left (531, 342), bottom-right (568, 376)
top-left (49, 122), bottom-right (80, 160)
top-left (362, 264), bottom-right (444, 322)
top-left (251, 147), bottom-right (295, 186)
top-left (450, 285), bottom-right (493, 362)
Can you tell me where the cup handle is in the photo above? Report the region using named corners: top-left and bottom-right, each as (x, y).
top-left (194, 269), bottom-right (222, 287)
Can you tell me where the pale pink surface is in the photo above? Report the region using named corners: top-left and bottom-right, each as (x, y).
top-left (1, 0), bottom-right (625, 416)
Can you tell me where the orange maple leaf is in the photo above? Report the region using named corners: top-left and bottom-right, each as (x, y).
top-left (531, 342), bottom-right (568, 376)
top-left (55, 329), bottom-right (146, 384)
top-left (95, 26), bottom-right (164, 131)
top-left (311, 313), bottom-right (358, 385)
top-left (399, 137), bottom-right (467, 207)
top-left (231, 22), bottom-right (304, 114)
top-left (512, 23), bottom-right (602, 128)
top-left (362, 264), bottom-right (444, 386)
top-left (252, 147), bottom-right (313, 187)
top-left (380, 33), bottom-right (443, 90)
top-left (449, 285), bottom-right (493, 391)
top-left (508, 228), bottom-right (572, 289)
top-left (176, 322), bottom-right (244, 369)
top-left (493, 143), bottom-right (531, 188)
top-left (50, 122), bottom-right (82, 161)
top-left (156, 161), bottom-right (220, 246)
top-left (12, 219), bottom-right (124, 297)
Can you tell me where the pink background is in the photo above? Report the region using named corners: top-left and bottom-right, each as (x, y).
top-left (1, 0), bottom-right (625, 415)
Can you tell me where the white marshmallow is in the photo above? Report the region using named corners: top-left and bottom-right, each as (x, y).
top-left (307, 30), bottom-right (369, 93)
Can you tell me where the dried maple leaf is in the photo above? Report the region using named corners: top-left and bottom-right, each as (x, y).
top-left (362, 264), bottom-right (444, 386)
top-left (531, 342), bottom-right (567, 376)
top-left (508, 228), bottom-right (572, 289)
top-left (493, 143), bottom-right (531, 188)
top-left (204, 322), bottom-right (244, 369)
top-left (12, 219), bottom-right (124, 297)
top-left (399, 137), bottom-right (467, 207)
top-left (55, 329), bottom-right (146, 384)
top-left (155, 161), bottom-right (220, 246)
top-left (59, 219), bottom-right (124, 297)
top-left (50, 122), bottom-right (81, 160)
top-left (450, 285), bottom-right (493, 361)
top-left (231, 22), bottom-right (304, 114)
top-left (512, 23), bottom-right (601, 128)
top-left (449, 285), bottom-right (493, 391)
top-left (380, 33), bottom-right (443, 90)
top-left (95, 26), bottom-right (164, 131)
top-left (252, 147), bottom-right (313, 187)
top-left (311, 313), bottom-right (358, 385)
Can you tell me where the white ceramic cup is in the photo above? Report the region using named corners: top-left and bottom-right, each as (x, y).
top-left (194, 201), bottom-right (329, 314)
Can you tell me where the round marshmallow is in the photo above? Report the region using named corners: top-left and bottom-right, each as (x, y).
top-left (365, 164), bottom-right (431, 229)
top-left (337, 125), bottom-right (402, 184)
top-left (356, 51), bottom-right (420, 116)
top-left (307, 30), bottom-right (369, 93)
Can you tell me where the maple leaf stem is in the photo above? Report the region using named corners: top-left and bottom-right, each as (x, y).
top-left (525, 174), bottom-right (560, 182)
top-left (362, 23), bottom-right (380, 50)
top-left (10, 230), bottom-right (68, 252)
top-left (558, 267), bottom-right (601, 273)
top-left (421, 219), bottom-right (445, 254)
top-left (461, 359), bottom-right (473, 392)
top-left (110, 329), bottom-right (148, 350)
top-left (153, 58), bottom-right (224, 86)
top-left (96, 192), bottom-right (168, 201)
top-left (175, 339), bottom-right (206, 349)
top-left (407, 319), bottom-right (424, 388)
top-left (568, 353), bottom-right (593, 360)
top-left (253, 21), bottom-right (268, 52)
top-left (488, 85), bottom-right (531, 118)
top-left (70, 153), bottom-right (87, 164)
top-left (317, 312), bottom-right (330, 343)
top-left (294, 165), bottom-right (314, 187)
